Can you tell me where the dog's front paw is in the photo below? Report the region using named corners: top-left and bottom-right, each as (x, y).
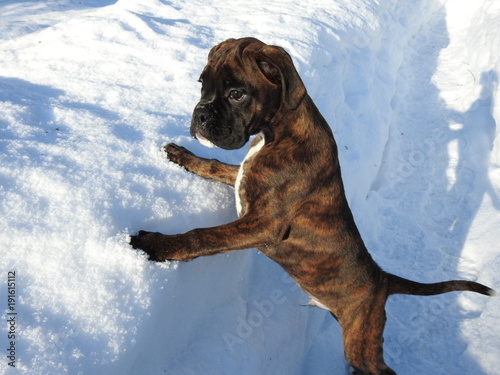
top-left (129, 230), bottom-right (168, 261)
top-left (129, 230), bottom-right (196, 262)
top-left (164, 143), bottom-right (194, 167)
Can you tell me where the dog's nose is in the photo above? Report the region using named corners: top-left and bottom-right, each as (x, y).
top-left (198, 110), bottom-right (212, 126)
top-left (194, 104), bottom-right (216, 127)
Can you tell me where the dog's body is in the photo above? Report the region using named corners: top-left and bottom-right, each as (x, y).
top-left (130, 38), bottom-right (494, 375)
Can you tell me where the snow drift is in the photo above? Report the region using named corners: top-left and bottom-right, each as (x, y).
top-left (1, 0), bottom-right (499, 374)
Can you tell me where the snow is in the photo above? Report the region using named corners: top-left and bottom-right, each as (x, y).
top-left (1, 0), bottom-right (499, 374)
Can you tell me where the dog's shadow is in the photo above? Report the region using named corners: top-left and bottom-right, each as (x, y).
top-left (348, 10), bottom-right (499, 375)
top-left (380, 69), bottom-right (498, 375)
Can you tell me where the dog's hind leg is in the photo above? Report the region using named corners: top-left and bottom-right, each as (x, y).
top-left (338, 297), bottom-right (396, 375)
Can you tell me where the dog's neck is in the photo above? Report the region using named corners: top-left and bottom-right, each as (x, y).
top-left (271, 95), bottom-right (335, 148)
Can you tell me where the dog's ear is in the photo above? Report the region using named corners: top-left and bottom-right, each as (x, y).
top-left (257, 45), bottom-right (307, 110)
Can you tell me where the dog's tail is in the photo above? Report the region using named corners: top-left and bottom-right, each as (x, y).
top-left (387, 273), bottom-right (496, 297)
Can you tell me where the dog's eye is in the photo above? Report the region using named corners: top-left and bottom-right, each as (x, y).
top-left (229, 90), bottom-right (244, 101)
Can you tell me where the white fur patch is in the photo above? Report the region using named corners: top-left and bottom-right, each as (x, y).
top-left (235, 133), bottom-right (265, 217)
top-left (196, 133), bottom-right (216, 148)
top-left (307, 298), bottom-right (330, 311)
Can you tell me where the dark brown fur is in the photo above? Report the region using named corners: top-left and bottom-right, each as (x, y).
top-left (130, 38), bottom-right (495, 375)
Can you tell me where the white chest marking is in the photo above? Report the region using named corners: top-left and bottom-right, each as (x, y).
top-left (235, 133), bottom-right (265, 217)
top-left (307, 298), bottom-right (330, 311)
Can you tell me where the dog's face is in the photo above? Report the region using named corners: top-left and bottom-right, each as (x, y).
top-left (190, 37), bottom-right (307, 150)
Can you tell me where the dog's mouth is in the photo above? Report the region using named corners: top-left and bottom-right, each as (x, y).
top-left (193, 132), bottom-right (217, 148)
top-left (190, 104), bottom-right (249, 150)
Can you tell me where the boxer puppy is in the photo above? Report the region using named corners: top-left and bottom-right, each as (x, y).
top-left (130, 37), bottom-right (495, 375)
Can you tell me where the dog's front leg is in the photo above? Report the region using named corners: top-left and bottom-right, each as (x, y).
top-left (165, 143), bottom-right (239, 186)
top-left (130, 215), bottom-right (278, 262)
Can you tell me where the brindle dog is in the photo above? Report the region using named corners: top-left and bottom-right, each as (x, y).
top-left (130, 37), bottom-right (495, 375)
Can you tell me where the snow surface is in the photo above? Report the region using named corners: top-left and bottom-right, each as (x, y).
top-left (1, 0), bottom-right (499, 374)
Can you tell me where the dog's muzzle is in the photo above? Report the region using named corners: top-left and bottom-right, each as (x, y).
top-left (190, 104), bottom-right (217, 147)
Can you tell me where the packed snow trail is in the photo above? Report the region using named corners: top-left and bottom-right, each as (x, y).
top-left (0, 0), bottom-right (499, 374)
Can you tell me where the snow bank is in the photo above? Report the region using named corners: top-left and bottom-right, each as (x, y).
top-left (0, 0), bottom-right (499, 374)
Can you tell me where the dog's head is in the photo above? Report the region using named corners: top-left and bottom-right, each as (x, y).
top-left (190, 37), bottom-right (307, 150)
